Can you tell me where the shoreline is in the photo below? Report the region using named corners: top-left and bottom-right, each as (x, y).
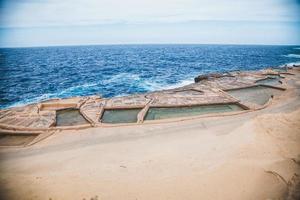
top-left (0, 66), bottom-right (298, 132)
top-left (0, 66), bottom-right (298, 134)
top-left (1, 63), bottom-right (300, 110)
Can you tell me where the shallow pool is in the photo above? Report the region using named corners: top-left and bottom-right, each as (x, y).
top-left (56, 109), bottom-right (89, 126)
top-left (144, 104), bottom-right (244, 120)
top-left (256, 77), bottom-right (281, 86)
top-left (227, 86), bottom-right (282, 105)
top-left (101, 108), bottom-right (142, 123)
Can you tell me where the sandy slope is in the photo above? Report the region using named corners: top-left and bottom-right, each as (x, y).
top-left (1, 75), bottom-right (300, 200)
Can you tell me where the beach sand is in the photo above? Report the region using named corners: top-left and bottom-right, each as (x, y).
top-left (1, 72), bottom-right (300, 200)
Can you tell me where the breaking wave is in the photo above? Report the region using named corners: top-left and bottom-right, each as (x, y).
top-left (281, 61), bottom-right (300, 67)
top-left (283, 54), bottom-right (300, 58)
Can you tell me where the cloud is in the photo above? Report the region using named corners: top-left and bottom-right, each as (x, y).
top-left (1, 0), bottom-right (299, 28)
top-left (0, 0), bottom-right (299, 46)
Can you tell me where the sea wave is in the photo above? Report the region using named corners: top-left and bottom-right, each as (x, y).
top-left (141, 79), bottom-right (194, 91)
top-left (283, 54), bottom-right (300, 58)
top-left (59, 83), bottom-right (98, 95)
top-left (164, 79), bottom-right (195, 89)
top-left (6, 78), bottom-right (195, 108)
top-left (7, 93), bottom-right (58, 108)
top-left (7, 83), bottom-right (98, 108)
top-left (102, 73), bottom-right (141, 85)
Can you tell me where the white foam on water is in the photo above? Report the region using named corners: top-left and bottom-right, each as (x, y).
top-left (164, 79), bottom-right (195, 89)
top-left (280, 61), bottom-right (300, 67)
top-left (102, 73), bottom-right (141, 85)
top-left (6, 83), bottom-right (98, 109)
top-left (140, 80), bottom-right (165, 91)
top-left (58, 83), bottom-right (98, 95)
top-left (7, 93), bottom-right (56, 108)
top-left (141, 78), bottom-right (194, 92)
top-left (283, 54), bottom-right (300, 58)
top-left (5, 73), bottom-right (197, 108)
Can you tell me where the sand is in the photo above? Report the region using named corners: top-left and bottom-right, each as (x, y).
top-left (1, 72), bottom-right (300, 200)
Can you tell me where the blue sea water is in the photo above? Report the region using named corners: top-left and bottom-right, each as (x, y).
top-left (0, 44), bottom-right (300, 109)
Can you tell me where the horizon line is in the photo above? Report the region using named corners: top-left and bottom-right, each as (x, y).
top-left (1, 42), bottom-right (300, 49)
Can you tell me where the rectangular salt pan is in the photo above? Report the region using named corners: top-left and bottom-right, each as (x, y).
top-left (56, 109), bottom-right (89, 126)
top-left (256, 77), bottom-right (281, 86)
top-left (227, 86), bottom-right (282, 106)
top-left (144, 104), bottom-right (244, 120)
top-left (101, 108), bottom-right (141, 123)
top-left (0, 134), bottom-right (37, 146)
top-left (273, 68), bottom-right (287, 72)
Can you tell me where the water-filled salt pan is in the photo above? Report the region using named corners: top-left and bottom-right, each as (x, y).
top-left (256, 77), bottom-right (281, 86)
top-left (227, 86), bottom-right (282, 105)
top-left (101, 108), bottom-right (142, 123)
top-left (56, 109), bottom-right (89, 126)
top-left (144, 104), bottom-right (244, 120)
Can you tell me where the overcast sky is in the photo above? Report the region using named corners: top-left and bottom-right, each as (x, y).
top-left (0, 0), bottom-right (299, 47)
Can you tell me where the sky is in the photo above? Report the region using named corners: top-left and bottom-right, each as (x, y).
top-left (0, 0), bottom-right (299, 47)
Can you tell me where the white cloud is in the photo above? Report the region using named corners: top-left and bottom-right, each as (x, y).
top-left (1, 0), bottom-right (299, 28)
top-left (0, 0), bottom-right (299, 46)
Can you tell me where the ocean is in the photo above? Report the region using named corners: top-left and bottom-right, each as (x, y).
top-left (0, 44), bottom-right (300, 109)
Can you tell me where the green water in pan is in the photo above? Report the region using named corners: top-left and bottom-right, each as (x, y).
top-left (101, 108), bottom-right (142, 123)
top-left (56, 109), bottom-right (89, 126)
top-left (144, 104), bottom-right (244, 120)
